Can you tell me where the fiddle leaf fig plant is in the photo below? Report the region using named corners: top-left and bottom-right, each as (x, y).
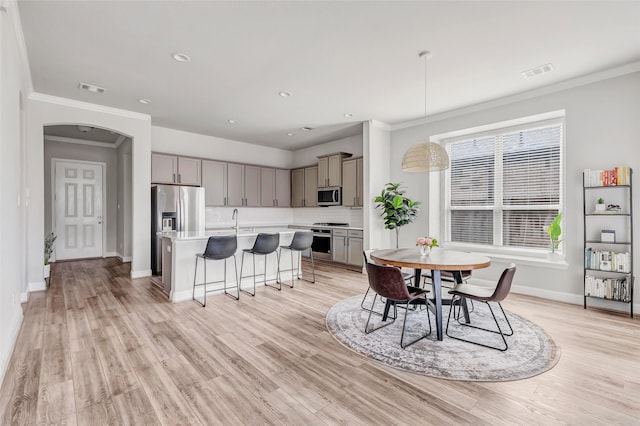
top-left (374, 182), bottom-right (421, 248)
top-left (548, 214), bottom-right (563, 253)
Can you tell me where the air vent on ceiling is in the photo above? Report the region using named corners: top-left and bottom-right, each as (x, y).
top-left (78, 82), bottom-right (106, 94)
top-left (521, 63), bottom-right (554, 79)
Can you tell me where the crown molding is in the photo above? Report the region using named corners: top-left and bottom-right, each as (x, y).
top-left (368, 120), bottom-right (391, 131)
top-left (391, 60), bottom-right (640, 132)
top-left (114, 134), bottom-right (126, 148)
top-left (4, 0), bottom-right (34, 94)
top-left (44, 135), bottom-right (117, 150)
top-left (29, 92), bottom-right (151, 121)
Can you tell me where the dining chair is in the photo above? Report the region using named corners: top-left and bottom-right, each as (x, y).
top-left (445, 263), bottom-right (516, 351)
top-left (364, 261), bottom-right (432, 349)
top-left (361, 250), bottom-right (414, 315)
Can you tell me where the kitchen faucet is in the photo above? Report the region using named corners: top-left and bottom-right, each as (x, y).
top-left (232, 208), bottom-right (239, 233)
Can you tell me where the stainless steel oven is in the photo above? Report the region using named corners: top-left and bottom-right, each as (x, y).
top-left (310, 227), bottom-right (332, 259)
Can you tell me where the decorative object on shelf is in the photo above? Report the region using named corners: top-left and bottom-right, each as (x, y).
top-left (416, 236), bottom-right (438, 256)
top-left (374, 183), bottom-right (420, 248)
top-left (583, 167), bottom-right (633, 317)
top-left (547, 214), bottom-right (563, 256)
top-left (401, 51), bottom-right (449, 173)
top-left (601, 229), bottom-right (616, 243)
top-left (44, 232), bottom-right (57, 281)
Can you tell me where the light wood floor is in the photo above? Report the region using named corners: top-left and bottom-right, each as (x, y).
top-left (1, 258), bottom-right (639, 425)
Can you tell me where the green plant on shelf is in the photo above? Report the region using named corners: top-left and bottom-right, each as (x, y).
top-left (548, 214), bottom-right (562, 253)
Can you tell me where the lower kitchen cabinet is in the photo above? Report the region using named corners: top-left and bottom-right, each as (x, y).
top-left (333, 229), bottom-right (363, 268)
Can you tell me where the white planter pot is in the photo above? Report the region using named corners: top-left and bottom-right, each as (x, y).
top-left (595, 204), bottom-right (606, 212)
top-left (44, 264), bottom-right (51, 279)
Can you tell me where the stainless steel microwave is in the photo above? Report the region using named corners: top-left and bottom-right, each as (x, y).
top-left (317, 187), bottom-right (341, 206)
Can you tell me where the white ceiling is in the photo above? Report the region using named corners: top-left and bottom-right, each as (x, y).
top-left (18, 1), bottom-right (640, 150)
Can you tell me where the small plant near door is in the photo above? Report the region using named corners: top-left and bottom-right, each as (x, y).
top-left (595, 197), bottom-right (606, 212)
top-left (44, 232), bottom-right (57, 280)
top-left (547, 214), bottom-right (563, 256)
top-left (374, 182), bottom-right (421, 248)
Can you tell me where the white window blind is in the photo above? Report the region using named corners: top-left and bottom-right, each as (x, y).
top-left (445, 120), bottom-right (563, 251)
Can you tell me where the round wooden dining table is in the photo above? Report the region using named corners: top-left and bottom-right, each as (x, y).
top-left (370, 248), bottom-right (491, 341)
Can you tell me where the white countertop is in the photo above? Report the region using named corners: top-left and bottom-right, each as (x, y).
top-left (159, 227), bottom-right (297, 241)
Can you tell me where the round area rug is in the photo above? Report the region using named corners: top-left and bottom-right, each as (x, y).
top-left (326, 295), bottom-right (560, 381)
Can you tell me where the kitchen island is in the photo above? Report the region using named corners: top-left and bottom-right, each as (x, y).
top-left (159, 227), bottom-right (299, 302)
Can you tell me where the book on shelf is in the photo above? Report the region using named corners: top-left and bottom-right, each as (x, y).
top-left (584, 276), bottom-right (631, 302)
top-left (584, 166), bottom-right (631, 187)
top-left (584, 248), bottom-right (631, 272)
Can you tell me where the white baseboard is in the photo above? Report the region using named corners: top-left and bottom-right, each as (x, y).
top-left (104, 251), bottom-right (117, 258)
top-left (511, 284), bottom-right (584, 305)
top-left (20, 292), bottom-right (28, 303)
top-left (28, 281), bottom-right (46, 293)
top-left (131, 269), bottom-right (152, 279)
top-left (0, 308), bottom-right (24, 388)
top-left (116, 253), bottom-right (132, 263)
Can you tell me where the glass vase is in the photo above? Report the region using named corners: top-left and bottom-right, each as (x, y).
top-left (420, 245), bottom-right (430, 256)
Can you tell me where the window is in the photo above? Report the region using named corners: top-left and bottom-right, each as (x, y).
top-left (444, 118), bottom-right (563, 252)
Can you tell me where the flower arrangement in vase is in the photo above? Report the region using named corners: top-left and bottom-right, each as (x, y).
top-left (416, 236), bottom-right (438, 256)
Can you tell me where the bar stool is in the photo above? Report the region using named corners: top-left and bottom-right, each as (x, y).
top-left (239, 233), bottom-right (280, 295)
top-left (278, 231), bottom-right (315, 288)
top-left (192, 235), bottom-right (239, 307)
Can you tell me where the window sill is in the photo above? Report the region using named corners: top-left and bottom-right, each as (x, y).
top-left (441, 244), bottom-right (569, 270)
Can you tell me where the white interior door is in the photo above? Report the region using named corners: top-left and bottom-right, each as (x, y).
top-left (55, 161), bottom-right (104, 260)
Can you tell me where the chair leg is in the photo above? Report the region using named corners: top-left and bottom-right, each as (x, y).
top-left (400, 296), bottom-right (432, 349)
top-left (223, 255), bottom-right (240, 301)
top-left (265, 251), bottom-right (282, 291)
top-left (445, 297), bottom-right (512, 351)
top-left (240, 252), bottom-right (255, 297)
top-left (364, 295), bottom-right (397, 334)
top-left (360, 286), bottom-right (386, 316)
top-left (193, 256), bottom-right (206, 307)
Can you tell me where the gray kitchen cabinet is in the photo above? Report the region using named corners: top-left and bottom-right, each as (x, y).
top-left (333, 229), bottom-right (348, 263)
top-left (317, 153), bottom-right (351, 188)
top-left (228, 163), bottom-right (260, 207)
top-left (304, 166), bottom-right (318, 207)
top-left (347, 230), bottom-right (364, 267)
top-left (152, 153), bottom-right (201, 185)
top-left (151, 153), bottom-right (177, 184)
top-left (202, 160), bottom-right (227, 206)
top-left (275, 168), bottom-right (290, 207)
top-left (260, 167), bottom-right (276, 207)
top-left (291, 168), bottom-right (305, 207)
top-left (342, 157), bottom-right (363, 207)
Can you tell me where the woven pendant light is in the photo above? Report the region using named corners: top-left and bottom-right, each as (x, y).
top-left (402, 51), bottom-right (449, 173)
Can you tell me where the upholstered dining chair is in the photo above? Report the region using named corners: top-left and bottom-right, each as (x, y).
top-left (364, 261), bottom-right (432, 349)
top-left (361, 250), bottom-right (414, 315)
top-left (445, 263), bottom-right (516, 351)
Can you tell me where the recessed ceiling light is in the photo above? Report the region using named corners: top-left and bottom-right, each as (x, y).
top-left (344, 113), bottom-right (353, 118)
top-left (228, 120), bottom-right (239, 124)
top-left (138, 98), bottom-right (152, 104)
top-left (171, 52), bottom-right (191, 62)
top-left (287, 133), bottom-right (294, 137)
top-left (279, 91), bottom-right (292, 97)
top-left (78, 82), bottom-right (106, 94)
top-left (300, 126), bottom-right (313, 131)
top-left (521, 63), bottom-right (554, 78)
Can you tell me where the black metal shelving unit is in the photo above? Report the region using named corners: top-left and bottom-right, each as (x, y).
top-left (583, 169), bottom-right (634, 317)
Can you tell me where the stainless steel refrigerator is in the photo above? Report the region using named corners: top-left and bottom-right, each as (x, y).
top-left (151, 185), bottom-right (205, 276)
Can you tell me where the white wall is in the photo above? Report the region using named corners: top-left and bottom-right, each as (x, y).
top-left (117, 139), bottom-right (132, 260)
top-left (364, 121), bottom-right (392, 250)
top-left (43, 139), bottom-right (119, 254)
top-left (0, 0), bottom-right (30, 386)
top-left (390, 71), bottom-right (640, 309)
top-left (291, 134), bottom-right (363, 168)
top-left (152, 126), bottom-right (293, 168)
top-left (27, 95), bottom-right (152, 284)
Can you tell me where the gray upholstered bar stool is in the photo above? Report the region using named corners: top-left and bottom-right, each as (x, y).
top-left (192, 234), bottom-right (239, 307)
top-left (239, 233), bottom-right (281, 295)
top-left (278, 231), bottom-right (315, 288)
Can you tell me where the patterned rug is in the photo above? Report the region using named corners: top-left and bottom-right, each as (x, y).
top-left (326, 294), bottom-right (560, 381)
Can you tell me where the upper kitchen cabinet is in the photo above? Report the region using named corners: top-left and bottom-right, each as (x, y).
top-left (317, 153), bottom-right (351, 188)
top-left (151, 153), bottom-right (201, 186)
top-left (260, 168), bottom-right (290, 207)
top-left (202, 160), bottom-right (227, 206)
top-left (342, 157), bottom-right (363, 207)
top-left (291, 166), bottom-right (318, 207)
top-left (228, 163), bottom-right (260, 207)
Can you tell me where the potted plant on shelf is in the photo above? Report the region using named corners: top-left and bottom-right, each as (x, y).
top-left (595, 198), bottom-right (606, 212)
top-left (44, 232), bottom-right (57, 281)
top-left (374, 182), bottom-right (421, 248)
top-left (547, 214), bottom-right (562, 260)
